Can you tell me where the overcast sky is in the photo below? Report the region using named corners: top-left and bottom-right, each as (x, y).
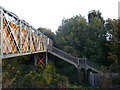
top-left (0, 0), bottom-right (119, 32)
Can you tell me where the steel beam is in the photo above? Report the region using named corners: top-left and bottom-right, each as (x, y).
top-left (0, 7), bottom-right (3, 90)
top-left (0, 7), bottom-right (3, 58)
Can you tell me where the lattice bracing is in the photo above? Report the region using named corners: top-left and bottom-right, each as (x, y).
top-left (0, 6), bottom-right (49, 59)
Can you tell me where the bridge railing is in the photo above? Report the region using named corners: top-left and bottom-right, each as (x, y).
top-left (48, 45), bottom-right (101, 72)
top-left (48, 45), bottom-right (87, 66)
top-left (86, 59), bottom-right (101, 71)
top-left (48, 45), bottom-right (78, 64)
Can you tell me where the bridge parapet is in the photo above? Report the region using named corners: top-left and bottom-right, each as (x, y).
top-left (48, 46), bottom-right (78, 63)
top-left (48, 45), bottom-right (78, 67)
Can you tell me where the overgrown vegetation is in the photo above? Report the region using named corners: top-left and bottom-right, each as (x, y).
top-left (2, 57), bottom-right (69, 88)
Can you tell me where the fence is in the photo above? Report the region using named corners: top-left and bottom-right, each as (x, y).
top-left (89, 72), bottom-right (120, 88)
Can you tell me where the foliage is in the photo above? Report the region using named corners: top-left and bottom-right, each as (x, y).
top-left (37, 27), bottom-right (55, 40)
top-left (52, 58), bottom-right (78, 84)
top-left (55, 15), bottom-right (87, 57)
top-left (112, 76), bottom-right (120, 85)
top-left (69, 84), bottom-right (79, 88)
top-left (105, 19), bottom-right (120, 72)
top-left (85, 17), bottom-right (109, 65)
top-left (2, 58), bottom-right (69, 88)
top-left (88, 10), bottom-right (104, 24)
top-left (55, 10), bottom-right (110, 66)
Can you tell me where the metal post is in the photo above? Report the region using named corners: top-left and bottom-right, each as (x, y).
top-left (0, 7), bottom-right (3, 58)
top-left (46, 51), bottom-right (48, 65)
top-left (0, 7), bottom-right (3, 90)
top-left (45, 38), bottom-right (48, 65)
top-left (30, 26), bottom-right (32, 53)
top-left (85, 69), bottom-right (88, 83)
top-left (78, 58), bottom-right (79, 65)
top-left (34, 55), bottom-right (37, 66)
top-left (34, 55), bottom-right (37, 71)
top-left (85, 58), bottom-right (87, 65)
top-left (77, 66), bottom-right (81, 84)
top-left (19, 21), bottom-right (22, 53)
top-left (84, 57), bottom-right (88, 83)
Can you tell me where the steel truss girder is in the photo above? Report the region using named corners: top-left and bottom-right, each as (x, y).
top-left (0, 6), bottom-right (50, 59)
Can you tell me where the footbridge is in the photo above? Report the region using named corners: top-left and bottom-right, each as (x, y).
top-left (0, 6), bottom-right (101, 76)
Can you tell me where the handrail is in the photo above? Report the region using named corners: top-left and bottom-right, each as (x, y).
top-left (86, 60), bottom-right (101, 71)
top-left (48, 45), bottom-right (101, 72)
top-left (48, 45), bottom-right (78, 64)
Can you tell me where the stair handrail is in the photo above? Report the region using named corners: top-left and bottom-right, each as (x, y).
top-left (86, 59), bottom-right (101, 71)
top-left (48, 45), bottom-right (78, 64)
top-left (48, 45), bottom-right (101, 72)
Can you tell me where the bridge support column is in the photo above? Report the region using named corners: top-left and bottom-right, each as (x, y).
top-left (0, 59), bottom-right (2, 89)
top-left (77, 66), bottom-right (81, 84)
top-left (85, 69), bottom-right (88, 83)
top-left (34, 55), bottom-right (37, 71)
top-left (46, 51), bottom-right (48, 65)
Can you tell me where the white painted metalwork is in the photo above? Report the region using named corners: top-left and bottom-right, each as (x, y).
top-left (0, 6), bottom-right (3, 90)
top-left (0, 6), bottom-right (49, 59)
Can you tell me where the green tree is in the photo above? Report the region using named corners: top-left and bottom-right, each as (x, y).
top-left (55, 11), bottom-right (109, 66)
top-left (84, 16), bottom-right (109, 66)
top-left (37, 27), bottom-right (55, 40)
top-left (55, 15), bottom-right (87, 57)
top-left (106, 19), bottom-right (120, 72)
top-left (88, 10), bottom-right (104, 24)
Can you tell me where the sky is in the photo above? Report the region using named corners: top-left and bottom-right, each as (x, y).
top-left (0, 0), bottom-right (119, 32)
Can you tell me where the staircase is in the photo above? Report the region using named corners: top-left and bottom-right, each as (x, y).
top-left (48, 45), bottom-right (101, 73)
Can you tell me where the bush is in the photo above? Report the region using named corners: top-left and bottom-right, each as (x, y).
top-left (3, 58), bottom-right (69, 88)
top-left (113, 77), bottom-right (120, 85)
top-left (18, 62), bottom-right (69, 88)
